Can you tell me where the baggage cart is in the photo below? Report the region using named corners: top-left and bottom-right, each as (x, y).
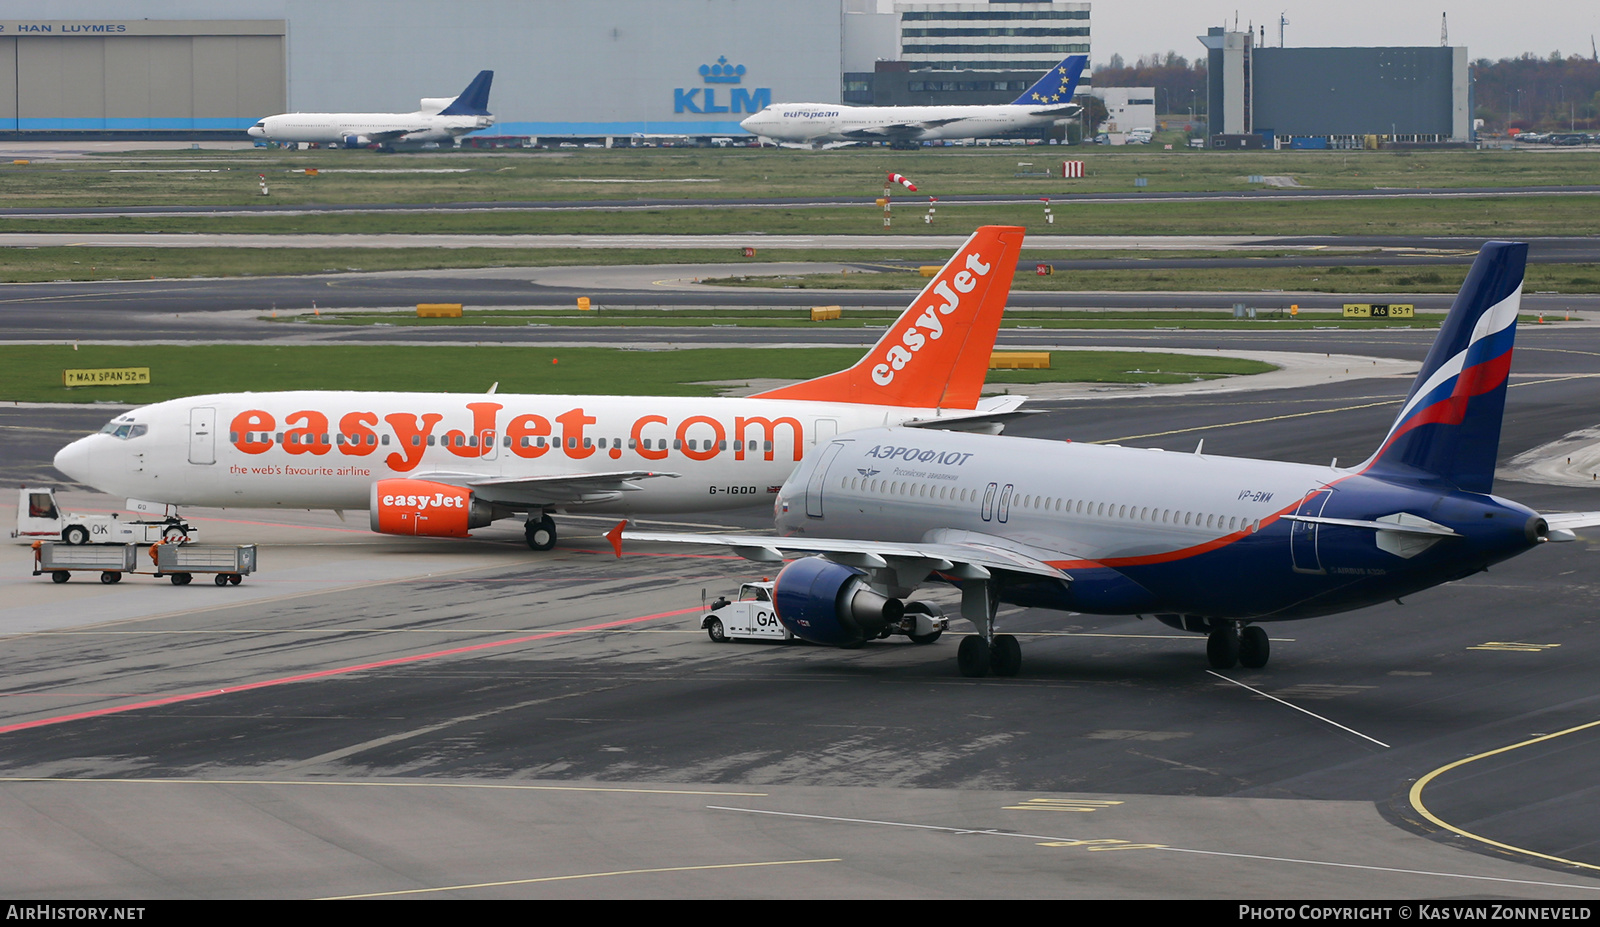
top-left (154, 543), bottom-right (257, 586)
top-left (32, 542), bottom-right (140, 584)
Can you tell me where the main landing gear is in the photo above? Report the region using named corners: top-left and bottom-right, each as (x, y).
top-left (524, 513), bottom-right (557, 551)
top-left (955, 576), bottom-right (1022, 678)
top-left (1207, 622), bottom-right (1269, 669)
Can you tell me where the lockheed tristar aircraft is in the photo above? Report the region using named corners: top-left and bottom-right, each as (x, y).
top-left (621, 241), bottom-right (1600, 677)
top-left (54, 227), bottom-right (1027, 551)
top-left (246, 70), bottom-right (494, 148)
top-left (738, 55), bottom-right (1085, 147)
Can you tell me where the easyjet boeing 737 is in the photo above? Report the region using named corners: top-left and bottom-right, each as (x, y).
top-left (53, 227), bottom-right (1027, 551)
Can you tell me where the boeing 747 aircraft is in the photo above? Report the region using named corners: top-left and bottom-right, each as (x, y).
top-left (739, 55), bottom-right (1085, 147)
top-left (246, 70), bottom-right (494, 148)
top-left (54, 228), bottom-right (1027, 552)
top-left (621, 241), bottom-right (1600, 676)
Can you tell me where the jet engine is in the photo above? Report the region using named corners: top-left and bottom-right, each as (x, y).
top-left (341, 135), bottom-right (372, 148)
top-left (772, 557), bottom-right (904, 647)
top-left (369, 479), bottom-right (493, 538)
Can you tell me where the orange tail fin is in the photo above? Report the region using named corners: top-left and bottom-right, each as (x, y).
top-left (750, 225), bottom-right (1024, 409)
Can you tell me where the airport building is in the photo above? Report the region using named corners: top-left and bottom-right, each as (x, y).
top-left (1, 0), bottom-right (845, 139)
top-left (3, 0), bottom-right (1094, 142)
top-left (1199, 28), bottom-right (1473, 148)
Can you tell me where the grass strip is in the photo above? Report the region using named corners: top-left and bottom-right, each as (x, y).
top-left (1, 344), bottom-right (1275, 405)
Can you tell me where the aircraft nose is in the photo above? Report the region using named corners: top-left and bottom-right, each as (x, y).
top-left (247, 125), bottom-right (264, 138)
top-left (739, 114), bottom-right (760, 133)
top-left (53, 436), bottom-right (93, 483)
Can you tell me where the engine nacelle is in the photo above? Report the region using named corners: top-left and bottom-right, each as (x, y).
top-left (369, 479), bottom-right (493, 538)
top-left (342, 135), bottom-right (372, 148)
top-left (772, 557), bottom-right (904, 647)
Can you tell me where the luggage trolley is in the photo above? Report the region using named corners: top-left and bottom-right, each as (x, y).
top-left (32, 541), bottom-right (140, 584)
top-left (153, 543), bottom-right (258, 586)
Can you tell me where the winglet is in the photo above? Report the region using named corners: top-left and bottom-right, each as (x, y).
top-left (749, 226), bottom-right (1024, 409)
top-left (606, 521), bottom-right (626, 558)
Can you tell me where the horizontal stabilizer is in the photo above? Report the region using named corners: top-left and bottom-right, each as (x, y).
top-left (1281, 513), bottom-right (1461, 537)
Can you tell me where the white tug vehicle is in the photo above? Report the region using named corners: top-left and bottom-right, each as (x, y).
top-left (11, 487), bottom-right (196, 546)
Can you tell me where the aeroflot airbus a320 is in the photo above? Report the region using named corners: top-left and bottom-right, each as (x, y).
top-left (621, 241), bottom-right (1600, 676)
top-left (53, 227), bottom-right (1027, 551)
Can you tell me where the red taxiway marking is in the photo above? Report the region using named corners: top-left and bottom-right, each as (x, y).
top-left (0, 606), bottom-right (701, 736)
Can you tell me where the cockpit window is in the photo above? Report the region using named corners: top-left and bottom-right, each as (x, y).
top-left (98, 421), bottom-right (147, 439)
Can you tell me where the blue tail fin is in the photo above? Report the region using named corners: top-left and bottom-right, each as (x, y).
top-left (1361, 241), bottom-right (1527, 492)
top-left (439, 71), bottom-right (494, 116)
top-left (1011, 55), bottom-right (1087, 106)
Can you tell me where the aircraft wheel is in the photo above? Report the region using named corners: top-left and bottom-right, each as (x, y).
top-left (52, 571), bottom-right (69, 584)
top-left (990, 634), bottom-right (1022, 677)
top-left (101, 572), bottom-right (120, 585)
top-left (1207, 626), bottom-right (1240, 669)
top-left (62, 525), bottom-right (89, 546)
top-left (1239, 626), bottom-right (1270, 669)
top-left (525, 514), bottom-right (557, 551)
top-left (907, 629), bottom-right (942, 645)
top-left (957, 635), bottom-right (991, 678)
top-left (706, 617), bottom-right (727, 643)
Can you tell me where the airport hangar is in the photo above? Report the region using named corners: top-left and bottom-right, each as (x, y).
top-left (0, 0), bottom-right (1098, 144)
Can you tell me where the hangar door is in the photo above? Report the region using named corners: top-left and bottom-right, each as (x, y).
top-left (0, 22), bottom-right (285, 132)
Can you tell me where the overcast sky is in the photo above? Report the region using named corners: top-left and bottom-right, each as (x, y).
top-left (1091, 2), bottom-right (1598, 64)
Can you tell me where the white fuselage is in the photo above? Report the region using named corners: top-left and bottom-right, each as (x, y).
top-left (739, 103), bottom-right (1072, 144)
top-left (55, 392), bottom-right (979, 515)
top-left (776, 428), bottom-right (1333, 564)
top-left (246, 111), bottom-right (493, 144)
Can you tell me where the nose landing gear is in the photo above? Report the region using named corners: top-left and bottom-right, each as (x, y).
top-left (524, 513), bottom-right (557, 551)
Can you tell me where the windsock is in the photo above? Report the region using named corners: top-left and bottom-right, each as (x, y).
top-left (888, 173), bottom-right (918, 192)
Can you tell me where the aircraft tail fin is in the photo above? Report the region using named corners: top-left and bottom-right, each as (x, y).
top-left (1011, 55), bottom-right (1087, 106)
top-left (1360, 241), bottom-right (1527, 493)
top-left (750, 226), bottom-right (1024, 410)
top-left (439, 70), bottom-right (494, 116)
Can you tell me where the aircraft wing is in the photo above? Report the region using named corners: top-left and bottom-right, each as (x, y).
top-left (839, 118), bottom-right (964, 140)
top-left (412, 470), bottom-right (680, 505)
top-left (1025, 103), bottom-right (1082, 118)
top-left (616, 527), bottom-right (1070, 582)
top-left (364, 129), bottom-right (415, 142)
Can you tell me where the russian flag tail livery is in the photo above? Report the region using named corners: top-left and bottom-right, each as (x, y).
top-left (750, 226), bottom-right (1024, 410)
top-left (439, 70), bottom-right (494, 116)
top-left (1011, 55), bottom-right (1087, 107)
top-left (1362, 240), bottom-right (1527, 493)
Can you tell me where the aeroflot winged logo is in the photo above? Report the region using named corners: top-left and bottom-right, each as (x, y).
top-left (872, 250), bottom-right (992, 387)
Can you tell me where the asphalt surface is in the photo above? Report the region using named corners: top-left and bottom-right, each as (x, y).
top-left (5, 251), bottom-right (1600, 347)
top-left (3, 184), bottom-right (1599, 218)
top-left (3, 320), bottom-right (1600, 897)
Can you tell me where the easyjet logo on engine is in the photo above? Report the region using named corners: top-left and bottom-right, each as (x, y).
top-left (871, 250), bottom-right (992, 387)
top-left (380, 492), bottom-right (465, 509)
